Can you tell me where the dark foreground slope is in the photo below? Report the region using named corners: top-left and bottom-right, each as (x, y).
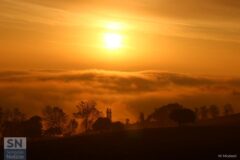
top-left (1, 126), bottom-right (240, 160)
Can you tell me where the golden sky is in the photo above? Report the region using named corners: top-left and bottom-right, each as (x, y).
top-left (0, 0), bottom-right (240, 76)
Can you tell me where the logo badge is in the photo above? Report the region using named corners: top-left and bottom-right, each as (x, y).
top-left (4, 137), bottom-right (26, 160)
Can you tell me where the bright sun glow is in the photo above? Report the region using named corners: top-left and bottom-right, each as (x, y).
top-left (106, 22), bottom-right (123, 30)
top-left (104, 32), bottom-right (123, 50)
top-left (103, 22), bottom-right (124, 50)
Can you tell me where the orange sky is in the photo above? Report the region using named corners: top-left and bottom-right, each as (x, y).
top-left (1, 0), bottom-right (240, 76)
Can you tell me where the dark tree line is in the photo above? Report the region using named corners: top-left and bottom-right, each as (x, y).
top-left (194, 104), bottom-right (234, 120)
top-left (0, 100), bottom-right (107, 138)
top-left (0, 107), bottom-right (42, 138)
top-left (92, 117), bottom-right (124, 131)
top-left (146, 103), bottom-right (196, 126)
top-left (0, 102), bottom-right (236, 139)
top-left (141, 103), bottom-right (235, 127)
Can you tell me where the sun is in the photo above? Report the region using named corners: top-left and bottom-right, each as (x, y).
top-left (104, 32), bottom-right (123, 50)
top-left (102, 22), bottom-right (124, 50)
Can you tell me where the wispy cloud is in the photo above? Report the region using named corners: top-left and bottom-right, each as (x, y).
top-left (0, 0), bottom-right (94, 27)
top-left (1, 0), bottom-right (240, 43)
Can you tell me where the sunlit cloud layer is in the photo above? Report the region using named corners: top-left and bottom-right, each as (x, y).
top-left (0, 70), bottom-right (239, 121)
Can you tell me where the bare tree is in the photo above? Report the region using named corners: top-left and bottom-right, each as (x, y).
top-left (1, 108), bottom-right (26, 137)
top-left (65, 119), bottom-right (78, 136)
top-left (208, 105), bottom-right (220, 118)
top-left (2, 108), bottom-right (25, 123)
top-left (42, 106), bottom-right (67, 135)
top-left (73, 101), bottom-right (101, 132)
top-left (12, 108), bottom-right (26, 122)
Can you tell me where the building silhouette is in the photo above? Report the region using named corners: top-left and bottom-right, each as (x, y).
top-left (106, 108), bottom-right (112, 122)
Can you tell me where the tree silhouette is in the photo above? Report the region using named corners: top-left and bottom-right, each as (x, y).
top-left (148, 103), bottom-right (183, 121)
top-left (73, 101), bottom-right (101, 132)
top-left (1, 108), bottom-right (26, 137)
top-left (65, 119), bottom-right (78, 136)
top-left (42, 106), bottom-right (67, 136)
top-left (2, 108), bottom-right (26, 123)
top-left (44, 127), bottom-right (62, 136)
top-left (147, 103), bottom-right (183, 126)
top-left (24, 116), bottom-right (42, 137)
top-left (223, 104), bottom-right (234, 116)
top-left (92, 117), bottom-right (111, 131)
top-left (12, 108), bottom-right (26, 122)
top-left (208, 105), bottom-right (220, 118)
top-left (111, 121), bottom-right (124, 130)
top-left (170, 108), bottom-right (196, 126)
top-left (199, 106), bottom-right (208, 119)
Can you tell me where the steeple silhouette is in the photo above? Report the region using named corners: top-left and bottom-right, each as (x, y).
top-left (106, 108), bottom-right (112, 122)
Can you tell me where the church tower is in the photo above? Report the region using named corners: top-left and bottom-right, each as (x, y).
top-left (106, 108), bottom-right (112, 122)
